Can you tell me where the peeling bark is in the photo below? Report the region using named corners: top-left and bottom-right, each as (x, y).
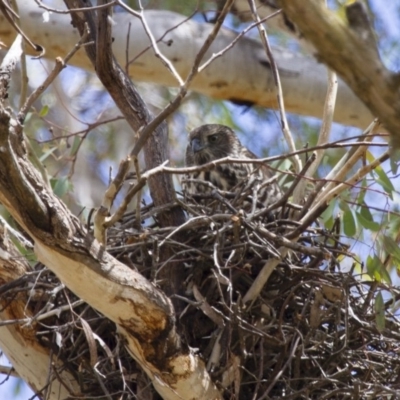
top-left (0, 227), bottom-right (81, 399)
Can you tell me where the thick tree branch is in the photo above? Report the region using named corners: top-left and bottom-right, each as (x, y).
top-left (278, 0), bottom-right (400, 144)
top-left (0, 0), bottom-right (373, 128)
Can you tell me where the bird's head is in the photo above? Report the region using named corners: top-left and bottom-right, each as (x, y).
top-left (185, 124), bottom-right (241, 166)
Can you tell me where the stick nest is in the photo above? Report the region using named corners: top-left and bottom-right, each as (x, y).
top-left (3, 188), bottom-right (400, 399)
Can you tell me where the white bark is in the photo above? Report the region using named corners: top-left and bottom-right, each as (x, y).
top-left (34, 240), bottom-right (221, 400)
top-left (0, 229), bottom-right (80, 399)
top-left (0, 0), bottom-right (373, 128)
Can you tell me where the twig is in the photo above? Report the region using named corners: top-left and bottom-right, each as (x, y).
top-left (120, 0), bottom-right (184, 85)
top-left (94, 157), bottom-right (131, 243)
top-left (198, 11), bottom-right (282, 73)
top-left (159, 138), bottom-right (386, 176)
top-left (247, 0), bottom-right (302, 174)
top-left (125, 22), bottom-right (132, 74)
top-left (261, 152), bottom-right (316, 216)
top-left (34, 0), bottom-right (117, 13)
top-left (133, 156), bottom-right (142, 230)
top-left (0, 1), bottom-right (43, 55)
top-left (243, 252), bottom-right (287, 304)
top-left (0, 365), bottom-right (18, 378)
top-left (103, 161), bottom-right (169, 229)
top-left (127, 11), bottom-right (197, 68)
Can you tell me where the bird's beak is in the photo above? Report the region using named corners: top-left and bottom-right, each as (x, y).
top-left (191, 137), bottom-right (204, 153)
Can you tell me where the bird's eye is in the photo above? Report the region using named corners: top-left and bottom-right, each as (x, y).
top-left (208, 134), bottom-right (218, 143)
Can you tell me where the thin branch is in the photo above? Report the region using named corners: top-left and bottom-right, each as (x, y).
top-left (198, 10), bottom-right (282, 73)
top-left (247, 0), bottom-right (302, 174)
top-left (34, 0), bottom-right (117, 13)
top-left (118, 0), bottom-right (184, 86)
top-left (293, 68), bottom-right (338, 203)
top-left (18, 25), bottom-right (90, 122)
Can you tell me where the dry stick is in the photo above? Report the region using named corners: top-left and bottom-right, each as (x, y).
top-left (293, 69), bottom-right (338, 204)
top-left (262, 152), bottom-right (316, 216)
top-left (0, 365), bottom-right (19, 378)
top-left (0, 300), bottom-right (84, 327)
top-left (126, 0), bottom-right (235, 158)
top-left (292, 120), bottom-right (379, 225)
top-left (242, 238), bottom-right (321, 304)
top-left (243, 258), bottom-right (281, 304)
top-left (108, 137), bottom-right (386, 194)
top-left (124, 21), bottom-right (131, 74)
top-left (158, 139), bottom-right (384, 177)
top-left (247, 0), bottom-right (302, 174)
top-left (260, 335), bottom-right (301, 400)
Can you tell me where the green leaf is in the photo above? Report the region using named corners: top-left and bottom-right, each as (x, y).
top-left (70, 135), bottom-right (81, 156)
top-left (343, 210), bottom-right (356, 237)
top-left (39, 105), bottom-right (49, 117)
top-left (356, 179), bottom-right (367, 203)
top-left (52, 177), bottom-right (70, 197)
top-left (360, 201), bottom-right (374, 222)
top-left (39, 146), bottom-right (57, 162)
top-left (321, 200), bottom-right (336, 227)
top-left (366, 255), bottom-right (378, 278)
top-left (366, 255), bottom-right (391, 283)
top-left (339, 200), bottom-right (350, 213)
top-left (390, 148), bottom-right (400, 175)
top-left (379, 266), bottom-right (392, 285)
top-left (366, 151), bottom-right (394, 199)
top-left (375, 291), bottom-right (385, 333)
top-left (382, 235), bottom-right (400, 264)
top-left (356, 211), bottom-right (380, 232)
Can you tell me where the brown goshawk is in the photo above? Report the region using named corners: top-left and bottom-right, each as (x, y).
top-left (182, 124), bottom-right (282, 208)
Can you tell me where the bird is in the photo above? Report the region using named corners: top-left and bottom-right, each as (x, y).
top-left (182, 124), bottom-right (282, 208)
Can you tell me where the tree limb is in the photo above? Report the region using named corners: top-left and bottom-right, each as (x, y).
top-left (278, 0), bottom-right (400, 145)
